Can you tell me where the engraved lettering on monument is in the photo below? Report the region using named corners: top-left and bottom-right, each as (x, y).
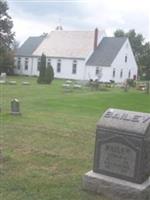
top-left (83, 108), bottom-right (150, 200)
top-left (104, 110), bottom-right (150, 124)
top-left (99, 142), bottom-right (136, 177)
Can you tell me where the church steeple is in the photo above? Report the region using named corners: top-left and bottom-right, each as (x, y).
top-left (56, 25), bottom-right (63, 30)
top-left (56, 17), bottom-right (63, 30)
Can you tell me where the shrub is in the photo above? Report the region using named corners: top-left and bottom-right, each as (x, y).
top-left (37, 54), bottom-right (46, 84)
top-left (127, 79), bottom-right (136, 87)
top-left (44, 64), bottom-right (54, 84)
top-left (37, 54), bottom-right (54, 84)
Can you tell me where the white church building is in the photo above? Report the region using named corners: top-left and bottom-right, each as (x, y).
top-left (15, 27), bottom-right (138, 83)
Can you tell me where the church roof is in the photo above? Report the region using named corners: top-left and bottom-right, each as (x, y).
top-left (32, 30), bottom-right (105, 59)
top-left (86, 37), bottom-right (127, 66)
top-left (16, 35), bottom-right (46, 57)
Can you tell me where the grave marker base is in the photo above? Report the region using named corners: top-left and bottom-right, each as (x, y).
top-left (83, 171), bottom-right (150, 200)
top-left (11, 112), bottom-right (21, 115)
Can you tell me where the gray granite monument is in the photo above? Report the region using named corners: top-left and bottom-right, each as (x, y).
top-left (11, 98), bottom-right (21, 115)
top-left (0, 72), bottom-right (6, 84)
top-left (83, 108), bottom-right (150, 200)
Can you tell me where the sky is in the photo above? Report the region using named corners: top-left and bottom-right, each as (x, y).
top-left (7, 0), bottom-right (150, 45)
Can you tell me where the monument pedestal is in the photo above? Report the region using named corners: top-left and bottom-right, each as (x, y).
top-left (83, 171), bottom-right (150, 200)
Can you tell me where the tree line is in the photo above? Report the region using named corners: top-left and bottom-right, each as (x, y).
top-left (0, 0), bottom-right (150, 80)
top-left (0, 0), bottom-right (15, 74)
top-left (114, 29), bottom-right (150, 80)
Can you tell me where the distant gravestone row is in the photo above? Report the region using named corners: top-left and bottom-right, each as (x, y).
top-left (62, 80), bottom-right (82, 92)
top-left (0, 73), bottom-right (30, 85)
top-left (83, 108), bottom-right (150, 200)
top-left (0, 80), bottom-right (30, 85)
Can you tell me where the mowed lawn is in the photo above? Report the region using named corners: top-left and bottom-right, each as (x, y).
top-left (0, 76), bottom-right (150, 200)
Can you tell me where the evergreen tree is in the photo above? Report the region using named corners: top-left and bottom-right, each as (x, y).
top-left (37, 54), bottom-right (54, 84)
top-left (45, 63), bottom-right (54, 84)
top-left (37, 54), bottom-right (46, 83)
top-left (0, 0), bottom-right (15, 73)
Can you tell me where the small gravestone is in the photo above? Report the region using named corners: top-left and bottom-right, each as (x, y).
top-left (11, 99), bottom-right (21, 115)
top-left (0, 72), bottom-right (6, 84)
top-left (83, 108), bottom-right (150, 200)
top-left (0, 73), bottom-right (6, 80)
top-left (22, 81), bottom-right (30, 85)
top-left (8, 81), bottom-right (17, 85)
top-left (73, 84), bottom-right (82, 89)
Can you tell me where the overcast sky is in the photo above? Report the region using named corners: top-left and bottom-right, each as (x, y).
top-left (7, 0), bottom-right (150, 44)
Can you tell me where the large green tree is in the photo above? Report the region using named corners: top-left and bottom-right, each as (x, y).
top-left (114, 29), bottom-right (150, 80)
top-left (0, 0), bottom-right (14, 73)
top-left (139, 42), bottom-right (150, 80)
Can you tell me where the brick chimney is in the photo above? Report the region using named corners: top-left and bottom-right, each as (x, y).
top-left (94, 28), bottom-right (98, 50)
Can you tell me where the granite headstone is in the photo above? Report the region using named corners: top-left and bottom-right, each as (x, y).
top-left (11, 98), bottom-right (21, 115)
top-left (83, 108), bottom-right (150, 200)
top-left (0, 72), bottom-right (6, 84)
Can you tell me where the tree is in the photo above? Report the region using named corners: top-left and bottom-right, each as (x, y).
top-left (114, 29), bottom-right (150, 80)
top-left (139, 42), bottom-right (150, 80)
top-left (37, 53), bottom-right (46, 84)
top-left (45, 64), bottom-right (54, 84)
top-left (114, 29), bottom-right (144, 63)
top-left (0, 0), bottom-right (15, 73)
top-left (126, 30), bottom-right (144, 62)
top-left (37, 54), bottom-right (54, 84)
top-left (114, 29), bottom-right (125, 37)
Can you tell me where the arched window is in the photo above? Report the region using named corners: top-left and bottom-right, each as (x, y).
top-left (95, 67), bottom-right (99, 75)
top-left (47, 58), bottom-right (51, 66)
top-left (125, 55), bottom-right (128, 63)
top-left (120, 69), bottom-right (123, 78)
top-left (128, 70), bottom-right (131, 78)
top-left (25, 58), bottom-right (29, 70)
top-left (57, 59), bottom-right (61, 73)
top-left (113, 68), bottom-right (116, 78)
top-left (72, 60), bottom-right (77, 74)
top-left (37, 57), bottom-right (41, 71)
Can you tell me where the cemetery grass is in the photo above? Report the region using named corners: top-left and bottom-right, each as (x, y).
top-left (0, 76), bottom-right (150, 200)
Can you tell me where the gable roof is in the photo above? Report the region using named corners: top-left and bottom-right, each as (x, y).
top-left (16, 35), bottom-right (46, 57)
top-left (32, 30), bottom-right (105, 59)
top-left (86, 37), bottom-right (127, 66)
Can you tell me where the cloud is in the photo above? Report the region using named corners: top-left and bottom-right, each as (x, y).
top-left (7, 0), bottom-right (150, 43)
top-left (8, 1), bottom-right (83, 43)
top-left (83, 0), bottom-right (150, 39)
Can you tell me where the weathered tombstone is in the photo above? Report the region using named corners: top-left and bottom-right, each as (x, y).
top-left (0, 72), bottom-right (6, 84)
top-left (1, 73), bottom-right (6, 80)
top-left (11, 98), bottom-right (21, 115)
top-left (8, 81), bottom-right (17, 85)
top-left (22, 81), bottom-right (30, 85)
top-left (83, 108), bottom-right (150, 200)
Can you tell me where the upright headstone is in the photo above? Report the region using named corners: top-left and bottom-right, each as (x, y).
top-left (11, 98), bottom-right (21, 115)
top-left (1, 73), bottom-right (6, 80)
top-left (83, 108), bottom-right (150, 200)
top-left (0, 72), bottom-right (6, 84)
